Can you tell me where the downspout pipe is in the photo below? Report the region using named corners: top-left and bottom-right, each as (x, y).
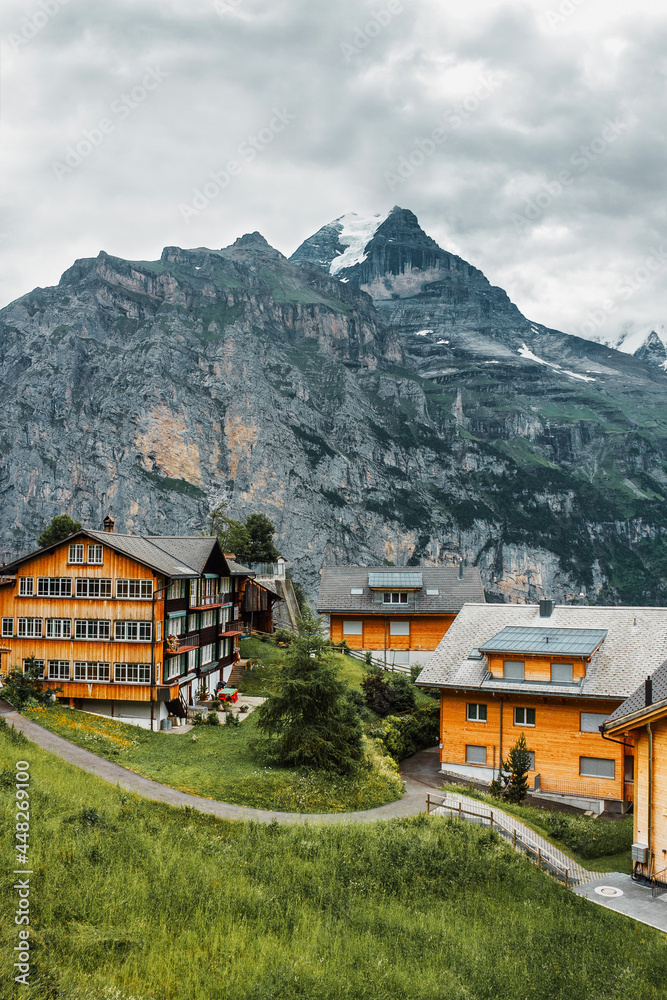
top-left (648, 721), bottom-right (653, 874)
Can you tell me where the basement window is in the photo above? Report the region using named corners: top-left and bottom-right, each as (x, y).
top-left (466, 745), bottom-right (487, 765)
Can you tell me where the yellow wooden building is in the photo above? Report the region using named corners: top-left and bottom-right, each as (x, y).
top-left (603, 662), bottom-right (667, 881)
top-left (416, 601), bottom-right (667, 813)
top-left (318, 565), bottom-right (485, 669)
top-left (0, 521), bottom-right (252, 728)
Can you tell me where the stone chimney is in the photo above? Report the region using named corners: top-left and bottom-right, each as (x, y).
top-left (103, 515), bottom-right (116, 533)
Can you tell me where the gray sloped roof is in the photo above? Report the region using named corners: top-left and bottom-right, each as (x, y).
top-left (604, 659), bottom-right (667, 727)
top-left (85, 531), bottom-right (218, 577)
top-left (317, 565), bottom-right (485, 614)
top-left (416, 603), bottom-right (667, 700)
top-left (225, 557), bottom-right (255, 578)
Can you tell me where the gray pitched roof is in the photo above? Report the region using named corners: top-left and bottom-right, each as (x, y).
top-left (85, 531), bottom-right (218, 577)
top-left (225, 557), bottom-right (255, 578)
top-left (604, 659), bottom-right (667, 728)
top-left (416, 603), bottom-right (667, 701)
top-left (317, 565), bottom-right (485, 614)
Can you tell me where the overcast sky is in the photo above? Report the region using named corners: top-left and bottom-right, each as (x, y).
top-left (2, 0), bottom-right (667, 344)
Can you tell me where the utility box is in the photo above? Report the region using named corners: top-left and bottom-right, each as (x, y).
top-left (632, 843), bottom-right (649, 864)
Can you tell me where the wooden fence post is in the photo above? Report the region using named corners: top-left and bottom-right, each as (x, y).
top-left (427, 794), bottom-right (430, 814)
top-left (490, 811), bottom-right (494, 830)
top-left (513, 829), bottom-right (516, 849)
top-left (458, 801), bottom-right (462, 822)
top-left (564, 869), bottom-right (568, 889)
top-left (537, 848), bottom-right (541, 870)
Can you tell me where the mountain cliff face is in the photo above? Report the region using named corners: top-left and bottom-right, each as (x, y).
top-left (2, 211), bottom-right (666, 605)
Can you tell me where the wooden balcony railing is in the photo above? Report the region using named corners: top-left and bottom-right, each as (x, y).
top-left (219, 619), bottom-right (243, 637)
top-left (165, 632), bottom-right (200, 655)
top-left (190, 592), bottom-right (231, 609)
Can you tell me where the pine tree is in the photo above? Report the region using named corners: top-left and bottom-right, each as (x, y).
top-left (254, 616), bottom-right (363, 774)
top-left (37, 514), bottom-right (82, 548)
top-left (497, 732), bottom-right (532, 803)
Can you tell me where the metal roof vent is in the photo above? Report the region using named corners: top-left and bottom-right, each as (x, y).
top-left (645, 675), bottom-right (653, 707)
top-left (458, 561), bottom-right (464, 580)
top-left (539, 599), bottom-right (554, 618)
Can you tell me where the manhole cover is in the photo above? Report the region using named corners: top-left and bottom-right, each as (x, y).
top-left (595, 886), bottom-right (624, 897)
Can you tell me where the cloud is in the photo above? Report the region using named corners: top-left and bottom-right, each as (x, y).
top-left (1, 0), bottom-right (667, 343)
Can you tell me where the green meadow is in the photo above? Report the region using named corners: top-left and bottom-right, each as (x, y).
top-left (1, 724), bottom-right (666, 1000)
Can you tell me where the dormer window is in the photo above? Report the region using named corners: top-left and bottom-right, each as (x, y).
top-left (503, 660), bottom-right (525, 680)
top-left (551, 663), bottom-right (573, 684)
top-left (383, 592), bottom-right (408, 604)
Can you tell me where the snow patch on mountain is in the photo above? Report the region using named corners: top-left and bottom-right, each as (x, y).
top-left (595, 322), bottom-right (667, 355)
top-left (518, 344), bottom-right (596, 382)
top-left (329, 212), bottom-right (388, 276)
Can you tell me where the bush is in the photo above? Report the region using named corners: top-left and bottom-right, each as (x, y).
top-left (545, 813), bottom-right (633, 859)
top-left (1, 656), bottom-right (61, 709)
top-left (207, 709), bottom-right (220, 726)
top-left (225, 712), bottom-right (240, 728)
top-left (369, 702), bottom-right (440, 762)
top-left (361, 667), bottom-right (416, 717)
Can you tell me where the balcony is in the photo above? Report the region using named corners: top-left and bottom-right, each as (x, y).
top-left (165, 632), bottom-right (200, 656)
top-left (219, 619), bottom-right (244, 637)
top-left (189, 591), bottom-right (232, 610)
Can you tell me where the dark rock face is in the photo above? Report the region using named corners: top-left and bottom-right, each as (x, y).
top-left (635, 330), bottom-right (667, 369)
top-left (2, 214), bottom-right (667, 606)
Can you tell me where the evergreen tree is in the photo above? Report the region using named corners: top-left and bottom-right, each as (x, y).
top-left (205, 507), bottom-right (279, 566)
top-left (491, 732), bottom-right (532, 803)
top-left (244, 513), bottom-right (280, 563)
top-left (37, 514), bottom-right (82, 548)
top-left (254, 614), bottom-right (364, 774)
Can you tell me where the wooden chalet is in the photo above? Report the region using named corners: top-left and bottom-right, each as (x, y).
top-left (318, 565), bottom-right (485, 669)
top-left (0, 520), bottom-right (255, 729)
top-left (416, 601), bottom-right (667, 813)
top-left (603, 662), bottom-right (667, 881)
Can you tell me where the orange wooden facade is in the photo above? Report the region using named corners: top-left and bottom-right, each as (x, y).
top-left (0, 541), bottom-right (172, 705)
top-left (329, 614), bottom-right (456, 654)
top-left (440, 641), bottom-right (631, 803)
top-left (606, 708), bottom-right (667, 877)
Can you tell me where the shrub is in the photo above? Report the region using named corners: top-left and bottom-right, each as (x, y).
top-left (361, 667), bottom-right (416, 716)
top-left (545, 813), bottom-right (633, 859)
top-left (1, 656), bottom-right (61, 709)
top-left (369, 702), bottom-right (440, 762)
top-left (207, 709), bottom-right (220, 726)
top-left (225, 712), bottom-right (240, 728)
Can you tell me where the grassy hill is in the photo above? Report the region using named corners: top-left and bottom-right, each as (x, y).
top-left (1, 723), bottom-right (666, 1000)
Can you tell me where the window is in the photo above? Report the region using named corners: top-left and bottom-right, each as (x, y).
top-left (201, 610), bottom-right (215, 629)
top-left (75, 619), bottom-right (111, 640)
top-left (187, 614), bottom-right (198, 633)
top-left (19, 577), bottom-right (34, 597)
top-left (383, 592), bottom-right (408, 604)
top-left (156, 620), bottom-right (162, 642)
top-left (624, 756), bottom-right (634, 782)
top-left (114, 662), bottom-right (150, 683)
top-left (580, 757), bottom-right (615, 779)
top-left (115, 621), bottom-right (152, 642)
top-left (116, 579), bottom-right (153, 599)
top-left (467, 703), bottom-right (487, 722)
top-left (37, 577), bottom-right (72, 597)
top-left (167, 579), bottom-right (185, 600)
top-left (514, 707), bottom-right (535, 726)
top-left (503, 660), bottom-right (524, 680)
top-left (23, 659), bottom-right (45, 678)
top-left (1, 618), bottom-right (13, 637)
top-left (165, 656), bottom-right (181, 681)
top-left (46, 618), bottom-right (71, 638)
top-left (350, 587), bottom-right (364, 595)
top-left (189, 579), bottom-right (199, 607)
top-left (87, 544), bottom-right (103, 565)
top-left (49, 660), bottom-right (70, 680)
top-left (343, 620), bottom-right (362, 635)
top-left (187, 648), bottom-right (198, 673)
top-left (69, 543), bottom-right (84, 564)
top-left (551, 663), bottom-right (573, 684)
top-left (425, 588), bottom-right (439, 596)
top-left (17, 618), bottom-right (42, 637)
top-left (580, 712), bottom-right (609, 733)
top-left (466, 745), bottom-right (487, 765)
top-left (73, 661), bottom-right (110, 682)
top-left (167, 617), bottom-right (183, 637)
top-left (526, 751), bottom-right (535, 770)
top-left (201, 643), bottom-right (215, 665)
top-left (76, 578), bottom-right (112, 598)
top-left (389, 620), bottom-right (410, 636)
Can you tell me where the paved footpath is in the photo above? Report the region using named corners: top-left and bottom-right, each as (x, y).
top-left (1, 707), bottom-right (427, 825)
